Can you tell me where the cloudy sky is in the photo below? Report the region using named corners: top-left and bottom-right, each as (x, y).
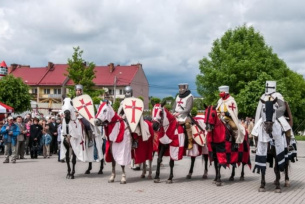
top-left (1, 0), bottom-right (304, 98)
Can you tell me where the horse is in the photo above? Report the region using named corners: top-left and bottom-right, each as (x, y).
top-left (94, 101), bottom-right (154, 184)
top-left (151, 102), bottom-right (209, 184)
top-left (204, 105), bottom-right (251, 186)
top-left (60, 97), bottom-right (104, 179)
top-left (252, 98), bottom-right (295, 193)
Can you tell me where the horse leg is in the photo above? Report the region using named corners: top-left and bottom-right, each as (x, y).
top-left (240, 164), bottom-right (245, 181)
top-left (202, 154), bottom-right (208, 179)
top-left (65, 145), bottom-right (71, 179)
top-left (187, 157), bottom-right (196, 179)
top-left (147, 159), bottom-right (153, 179)
top-left (85, 162), bottom-right (92, 174)
top-left (229, 166), bottom-right (235, 181)
top-left (274, 161), bottom-right (282, 193)
top-left (70, 150), bottom-right (76, 179)
top-left (215, 162), bottom-right (222, 186)
top-left (108, 159), bottom-right (116, 183)
top-left (284, 161), bottom-right (290, 187)
top-left (141, 162), bottom-right (146, 178)
top-left (98, 159), bottom-right (104, 174)
top-left (258, 171), bottom-right (266, 192)
top-left (154, 144), bottom-right (167, 183)
top-left (166, 159), bottom-right (174, 184)
top-left (120, 165), bottom-right (126, 184)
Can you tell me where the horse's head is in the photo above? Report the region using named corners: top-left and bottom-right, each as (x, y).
top-left (261, 97), bottom-right (277, 134)
top-left (62, 98), bottom-right (77, 124)
top-left (151, 101), bottom-right (166, 131)
top-left (95, 101), bottom-right (115, 126)
top-left (204, 105), bottom-right (218, 132)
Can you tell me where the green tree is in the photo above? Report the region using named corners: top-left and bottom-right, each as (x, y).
top-left (196, 25), bottom-right (305, 129)
top-left (65, 46), bottom-right (103, 98)
top-left (191, 107), bottom-right (198, 117)
top-left (193, 98), bottom-right (204, 111)
top-left (0, 75), bottom-right (31, 113)
top-left (149, 97), bottom-right (161, 109)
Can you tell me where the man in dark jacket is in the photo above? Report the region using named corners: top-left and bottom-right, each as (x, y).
top-left (48, 116), bottom-right (58, 154)
top-left (30, 118), bottom-right (42, 159)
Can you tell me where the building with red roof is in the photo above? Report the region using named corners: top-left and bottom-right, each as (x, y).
top-left (9, 62), bottom-right (149, 114)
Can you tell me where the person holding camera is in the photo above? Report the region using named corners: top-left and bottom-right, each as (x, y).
top-left (0, 116), bottom-right (20, 163)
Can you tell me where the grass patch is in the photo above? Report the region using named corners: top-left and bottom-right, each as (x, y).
top-left (294, 135), bottom-right (305, 141)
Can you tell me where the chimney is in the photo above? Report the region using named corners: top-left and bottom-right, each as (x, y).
top-left (137, 63), bottom-right (142, 69)
top-left (9, 63), bottom-right (18, 73)
top-left (108, 63), bottom-right (115, 73)
top-left (48, 62), bottom-right (54, 70)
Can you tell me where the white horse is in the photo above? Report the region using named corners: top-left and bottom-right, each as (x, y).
top-left (60, 98), bottom-right (104, 179)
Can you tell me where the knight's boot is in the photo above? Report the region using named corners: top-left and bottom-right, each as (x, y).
top-left (186, 122), bottom-right (193, 150)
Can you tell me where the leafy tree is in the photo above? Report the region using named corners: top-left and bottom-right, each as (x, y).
top-left (65, 46), bottom-right (103, 99)
top-left (149, 97), bottom-right (161, 109)
top-left (191, 107), bottom-right (198, 117)
top-left (0, 75), bottom-right (31, 113)
top-left (112, 100), bottom-right (121, 112)
top-left (193, 98), bottom-right (204, 111)
top-left (196, 25), bottom-right (305, 129)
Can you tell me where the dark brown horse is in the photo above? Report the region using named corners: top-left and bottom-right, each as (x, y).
top-left (204, 105), bottom-right (251, 186)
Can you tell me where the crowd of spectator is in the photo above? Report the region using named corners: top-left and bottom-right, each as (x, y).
top-left (0, 113), bottom-right (64, 163)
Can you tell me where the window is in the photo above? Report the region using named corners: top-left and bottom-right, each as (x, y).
top-left (109, 89), bottom-right (112, 94)
top-left (32, 88), bottom-right (37, 94)
top-left (119, 89), bottom-right (123, 95)
top-left (44, 89), bottom-right (50, 94)
top-left (54, 88), bottom-right (61, 95)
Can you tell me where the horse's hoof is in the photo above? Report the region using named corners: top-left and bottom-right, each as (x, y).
top-left (202, 173), bottom-right (208, 179)
top-left (186, 175), bottom-right (192, 179)
top-left (258, 188), bottom-right (266, 192)
top-left (154, 179), bottom-right (161, 183)
top-left (240, 177), bottom-right (245, 181)
top-left (140, 175), bottom-right (145, 179)
top-left (120, 181), bottom-right (127, 184)
top-left (70, 175), bottom-right (75, 179)
top-left (229, 177), bottom-right (234, 181)
top-left (85, 170), bottom-right (90, 174)
top-left (166, 180), bottom-right (173, 184)
top-left (216, 182), bottom-right (222, 186)
top-left (98, 170), bottom-right (103, 175)
top-left (274, 189), bottom-right (282, 193)
top-left (284, 181), bottom-right (290, 187)
top-left (147, 175), bottom-right (152, 180)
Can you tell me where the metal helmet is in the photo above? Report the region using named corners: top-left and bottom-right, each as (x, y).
top-left (265, 81), bottom-right (276, 94)
top-left (218, 85), bottom-right (229, 93)
top-left (75, 84), bottom-right (83, 96)
top-left (124, 86), bottom-right (133, 98)
top-left (178, 83), bottom-right (189, 95)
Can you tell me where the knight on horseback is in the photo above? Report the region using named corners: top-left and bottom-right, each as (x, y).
top-left (75, 84), bottom-right (94, 148)
top-left (172, 83), bottom-right (194, 150)
top-left (216, 85), bottom-right (244, 144)
top-left (117, 86), bottom-right (151, 142)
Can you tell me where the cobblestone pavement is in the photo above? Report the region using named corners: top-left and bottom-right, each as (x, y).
top-left (1, 141), bottom-right (304, 204)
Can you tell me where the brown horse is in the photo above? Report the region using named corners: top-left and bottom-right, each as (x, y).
top-left (204, 105), bottom-right (251, 186)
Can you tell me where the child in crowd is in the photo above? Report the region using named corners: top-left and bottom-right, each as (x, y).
top-left (42, 125), bottom-right (52, 158)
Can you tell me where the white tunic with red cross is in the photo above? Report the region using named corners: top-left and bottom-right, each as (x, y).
top-left (216, 95), bottom-right (245, 144)
top-left (174, 94), bottom-right (193, 123)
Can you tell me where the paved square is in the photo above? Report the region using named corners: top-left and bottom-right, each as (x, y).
top-left (0, 141), bottom-right (304, 204)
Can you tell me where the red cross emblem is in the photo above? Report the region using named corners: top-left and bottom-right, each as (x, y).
top-left (177, 98), bottom-right (183, 105)
top-left (228, 102), bottom-right (236, 111)
top-left (125, 100), bottom-right (143, 123)
top-left (76, 99), bottom-right (93, 120)
top-left (193, 125), bottom-right (204, 144)
top-left (80, 140), bottom-right (85, 151)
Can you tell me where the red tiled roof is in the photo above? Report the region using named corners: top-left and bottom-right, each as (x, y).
top-left (11, 64), bottom-right (138, 86)
top-left (10, 66), bottom-right (49, 85)
top-left (39, 64), bottom-right (69, 86)
top-left (0, 61), bottom-right (7, 67)
top-left (66, 65), bottom-right (138, 86)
